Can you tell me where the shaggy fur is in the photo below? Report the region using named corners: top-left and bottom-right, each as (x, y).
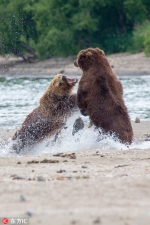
top-left (74, 47), bottom-right (133, 144)
top-left (12, 74), bottom-right (78, 153)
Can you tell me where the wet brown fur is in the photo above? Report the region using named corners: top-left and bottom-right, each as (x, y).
top-left (12, 74), bottom-right (77, 152)
top-left (74, 48), bottom-right (133, 144)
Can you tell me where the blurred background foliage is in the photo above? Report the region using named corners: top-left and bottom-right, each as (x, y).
top-left (0, 0), bottom-right (150, 60)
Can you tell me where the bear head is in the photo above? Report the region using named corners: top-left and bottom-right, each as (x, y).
top-left (40, 74), bottom-right (78, 106)
top-left (50, 74), bottom-right (78, 97)
top-left (74, 47), bottom-right (105, 71)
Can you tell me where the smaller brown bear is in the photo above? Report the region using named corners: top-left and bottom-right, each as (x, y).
top-left (12, 74), bottom-right (79, 153)
top-left (74, 48), bottom-right (133, 144)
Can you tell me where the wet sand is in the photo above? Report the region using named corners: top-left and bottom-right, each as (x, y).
top-left (0, 121), bottom-right (150, 225)
top-left (0, 52), bottom-right (150, 76)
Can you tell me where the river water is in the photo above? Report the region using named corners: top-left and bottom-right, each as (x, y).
top-left (0, 75), bottom-right (149, 129)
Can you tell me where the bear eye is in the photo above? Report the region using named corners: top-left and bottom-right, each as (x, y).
top-left (79, 55), bottom-right (86, 62)
top-left (59, 83), bottom-right (62, 86)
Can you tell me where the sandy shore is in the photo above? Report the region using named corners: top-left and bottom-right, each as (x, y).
top-left (0, 52), bottom-right (150, 76)
top-left (0, 121), bottom-right (150, 225)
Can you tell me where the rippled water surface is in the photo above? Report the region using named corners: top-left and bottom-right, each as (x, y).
top-left (0, 75), bottom-right (150, 128)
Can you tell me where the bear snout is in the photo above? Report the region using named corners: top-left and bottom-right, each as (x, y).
top-left (74, 60), bottom-right (78, 67)
top-left (62, 75), bottom-right (66, 81)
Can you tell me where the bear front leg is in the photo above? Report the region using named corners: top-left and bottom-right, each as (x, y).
top-left (72, 117), bottom-right (84, 135)
top-left (76, 90), bottom-right (88, 110)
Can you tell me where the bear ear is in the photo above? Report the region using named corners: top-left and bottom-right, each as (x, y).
top-left (86, 52), bottom-right (92, 57)
top-left (95, 48), bottom-right (105, 55)
top-left (52, 79), bottom-right (56, 85)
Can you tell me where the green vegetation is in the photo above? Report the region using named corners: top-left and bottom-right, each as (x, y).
top-left (130, 21), bottom-right (150, 56)
top-left (0, 0), bottom-right (150, 61)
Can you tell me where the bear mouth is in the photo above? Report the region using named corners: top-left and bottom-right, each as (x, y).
top-left (62, 75), bottom-right (78, 85)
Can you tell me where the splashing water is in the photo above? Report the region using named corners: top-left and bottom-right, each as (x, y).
top-left (1, 112), bottom-right (150, 157)
top-left (0, 138), bottom-right (14, 157)
top-left (31, 113), bottom-right (127, 155)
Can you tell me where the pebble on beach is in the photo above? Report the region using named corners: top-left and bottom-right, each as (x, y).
top-left (135, 117), bottom-right (140, 123)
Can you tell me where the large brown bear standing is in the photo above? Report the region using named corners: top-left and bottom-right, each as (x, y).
top-left (12, 74), bottom-right (81, 153)
top-left (74, 47), bottom-right (133, 144)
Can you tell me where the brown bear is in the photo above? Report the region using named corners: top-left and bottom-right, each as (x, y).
top-left (74, 47), bottom-right (133, 144)
top-left (12, 74), bottom-right (81, 153)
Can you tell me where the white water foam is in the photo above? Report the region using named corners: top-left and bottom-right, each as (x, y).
top-left (0, 138), bottom-right (15, 157)
top-left (0, 112), bottom-right (150, 157)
